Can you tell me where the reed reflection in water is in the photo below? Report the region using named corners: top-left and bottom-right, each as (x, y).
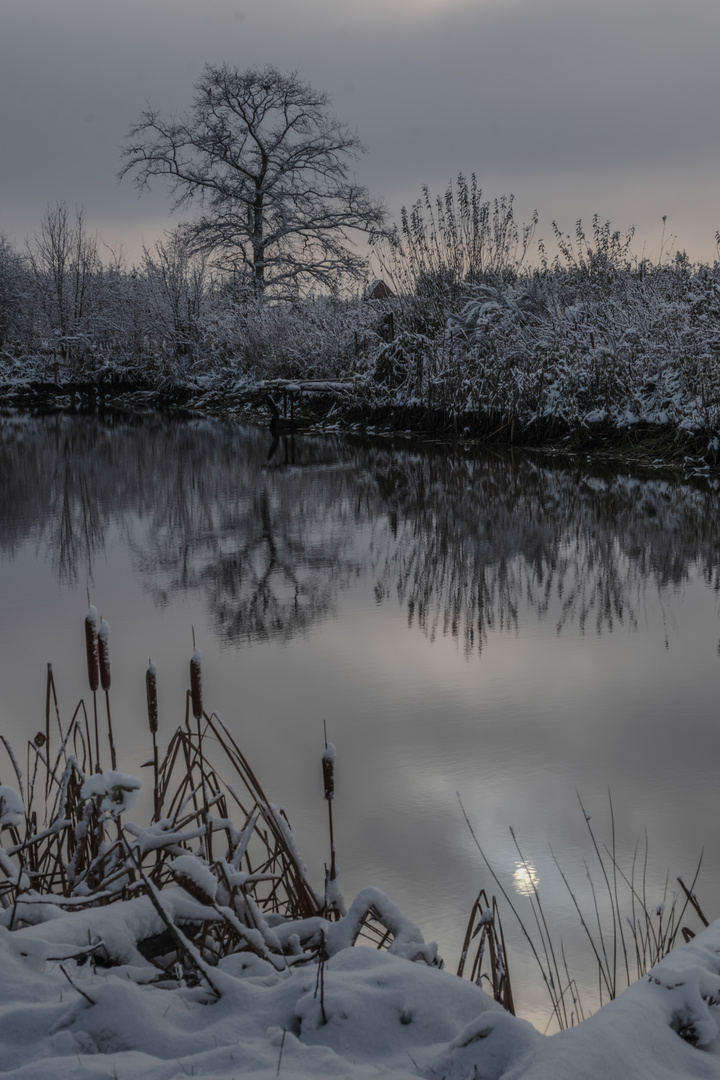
top-left (1, 409), bottom-right (720, 1023)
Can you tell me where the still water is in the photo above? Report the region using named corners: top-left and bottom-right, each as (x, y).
top-left (2, 410), bottom-right (720, 1025)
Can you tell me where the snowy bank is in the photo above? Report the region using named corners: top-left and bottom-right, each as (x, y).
top-left (6, 251), bottom-right (720, 461)
top-left (3, 906), bottom-right (720, 1078)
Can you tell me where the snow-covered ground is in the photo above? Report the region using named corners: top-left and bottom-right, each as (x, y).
top-left (4, 891), bottom-right (720, 1079)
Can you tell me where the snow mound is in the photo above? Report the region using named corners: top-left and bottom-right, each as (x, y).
top-left (2, 902), bottom-right (720, 1078)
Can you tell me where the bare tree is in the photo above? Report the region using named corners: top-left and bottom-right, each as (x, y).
top-left (0, 236), bottom-right (27, 353)
top-left (25, 203), bottom-right (101, 371)
top-left (121, 64), bottom-right (387, 297)
top-left (141, 230), bottom-right (208, 368)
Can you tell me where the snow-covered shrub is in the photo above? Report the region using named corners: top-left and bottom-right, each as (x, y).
top-left (196, 292), bottom-right (382, 381)
top-left (373, 175), bottom-right (537, 334)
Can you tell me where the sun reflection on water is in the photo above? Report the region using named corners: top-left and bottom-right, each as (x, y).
top-left (513, 861), bottom-right (539, 897)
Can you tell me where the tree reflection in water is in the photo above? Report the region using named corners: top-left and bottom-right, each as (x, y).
top-left (365, 443), bottom-right (720, 652)
top-left (2, 411), bottom-right (720, 650)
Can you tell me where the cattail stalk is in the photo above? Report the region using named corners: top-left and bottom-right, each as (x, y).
top-left (190, 648), bottom-right (203, 722)
top-left (190, 644), bottom-right (211, 857)
top-left (85, 606), bottom-right (100, 771)
top-left (98, 619), bottom-right (111, 691)
top-left (98, 619), bottom-right (116, 770)
top-left (146, 660), bottom-right (159, 820)
top-left (146, 661), bottom-right (158, 734)
top-left (85, 606), bottom-right (99, 693)
top-left (44, 663), bottom-right (56, 801)
top-left (322, 732), bottom-right (336, 884)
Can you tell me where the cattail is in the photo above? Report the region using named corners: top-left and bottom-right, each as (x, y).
top-left (190, 648), bottom-right (203, 721)
top-left (146, 661), bottom-right (158, 735)
top-left (322, 743), bottom-right (335, 801)
top-left (147, 659), bottom-right (160, 823)
top-left (85, 606), bottom-right (99, 693)
top-left (322, 738), bottom-right (337, 885)
top-left (98, 619), bottom-right (111, 691)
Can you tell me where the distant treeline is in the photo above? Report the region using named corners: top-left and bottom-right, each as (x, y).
top-left (3, 187), bottom-right (720, 451)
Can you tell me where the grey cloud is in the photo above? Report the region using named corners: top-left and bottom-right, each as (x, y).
top-left (1, 0), bottom-right (719, 259)
top-left (314, 0), bottom-right (720, 178)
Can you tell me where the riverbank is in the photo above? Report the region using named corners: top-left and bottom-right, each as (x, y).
top-left (5, 188), bottom-right (720, 475)
top-left (2, 373), bottom-right (718, 476)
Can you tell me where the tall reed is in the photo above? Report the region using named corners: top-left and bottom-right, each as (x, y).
top-left (85, 604), bottom-right (100, 770)
top-left (0, 609), bottom-right (433, 989)
top-left (146, 659), bottom-right (159, 820)
top-left (97, 618), bottom-right (116, 770)
top-left (458, 792), bottom-right (708, 1030)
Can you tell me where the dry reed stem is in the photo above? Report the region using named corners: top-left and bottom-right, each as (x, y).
top-left (98, 620), bottom-right (111, 691)
top-left (457, 888), bottom-right (515, 1014)
top-left (677, 877), bottom-right (710, 928)
top-left (97, 620), bottom-right (117, 770)
top-left (321, 736), bottom-right (336, 888)
top-left (146, 661), bottom-right (160, 820)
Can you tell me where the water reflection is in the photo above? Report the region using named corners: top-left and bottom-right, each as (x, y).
top-left (2, 410), bottom-right (720, 649)
top-left (513, 862), bottom-right (539, 897)
top-left (368, 450), bottom-right (720, 651)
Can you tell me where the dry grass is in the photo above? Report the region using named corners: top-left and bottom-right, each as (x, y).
top-left (0, 610), bottom-right (431, 988)
top-left (459, 793), bottom-right (709, 1030)
top-left (457, 888), bottom-right (515, 1014)
top-left (2, 660), bottom-right (321, 917)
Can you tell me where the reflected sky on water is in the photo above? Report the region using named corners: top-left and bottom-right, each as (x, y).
top-left (2, 409), bottom-right (720, 1025)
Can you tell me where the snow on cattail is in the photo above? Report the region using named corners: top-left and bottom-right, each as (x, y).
top-left (98, 619), bottom-right (111, 691)
top-left (190, 648), bottom-right (203, 721)
top-left (146, 660), bottom-right (158, 734)
top-left (322, 742), bottom-right (336, 801)
top-left (85, 605), bottom-right (99, 692)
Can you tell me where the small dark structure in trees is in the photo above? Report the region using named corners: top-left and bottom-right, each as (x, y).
top-left (364, 279), bottom-right (395, 301)
top-left (364, 279), bottom-right (395, 341)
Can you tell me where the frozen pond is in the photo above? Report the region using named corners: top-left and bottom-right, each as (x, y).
top-left (2, 409), bottom-right (720, 1025)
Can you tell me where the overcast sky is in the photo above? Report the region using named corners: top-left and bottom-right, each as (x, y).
top-left (2, 0), bottom-right (720, 266)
